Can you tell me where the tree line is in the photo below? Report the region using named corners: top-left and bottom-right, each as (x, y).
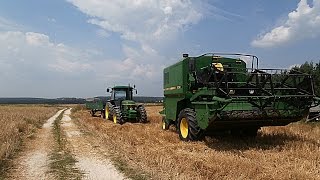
top-left (292, 61), bottom-right (320, 96)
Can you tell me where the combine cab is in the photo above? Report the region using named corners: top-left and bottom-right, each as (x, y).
top-left (161, 53), bottom-right (319, 141)
top-left (104, 85), bottom-right (148, 124)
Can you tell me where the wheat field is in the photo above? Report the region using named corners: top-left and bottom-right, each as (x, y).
top-left (74, 105), bottom-right (320, 180)
top-left (0, 105), bottom-right (59, 172)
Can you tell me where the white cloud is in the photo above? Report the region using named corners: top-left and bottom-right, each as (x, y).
top-left (47, 18), bottom-right (57, 23)
top-left (252, 0), bottom-right (320, 48)
top-left (0, 16), bottom-right (21, 31)
top-left (96, 29), bottom-right (110, 38)
top-left (0, 30), bottom-right (112, 97)
top-left (0, 30), bottom-right (168, 97)
top-left (66, 0), bottom-right (205, 44)
top-left (64, 0), bottom-right (210, 96)
top-left (25, 32), bottom-right (51, 46)
top-left (0, 31), bottom-right (93, 74)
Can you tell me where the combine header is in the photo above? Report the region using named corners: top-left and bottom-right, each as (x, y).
top-left (161, 53), bottom-right (319, 141)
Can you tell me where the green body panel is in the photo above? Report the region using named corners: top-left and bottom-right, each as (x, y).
top-left (164, 60), bottom-right (187, 95)
top-left (162, 53), bottom-right (318, 131)
top-left (122, 100), bottom-right (135, 106)
top-left (127, 109), bottom-right (137, 119)
top-left (164, 97), bottom-right (185, 121)
top-left (121, 100), bottom-right (138, 119)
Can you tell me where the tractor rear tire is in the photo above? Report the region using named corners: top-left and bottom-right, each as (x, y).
top-left (105, 102), bottom-right (114, 120)
top-left (137, 105), bottom-right (148, 123)
top-left (90, 110), bottom-right (95, 117)
top-left (112, 107), bottom-right (124, 125)
top-left (178, 108), bottom-right (202, 141)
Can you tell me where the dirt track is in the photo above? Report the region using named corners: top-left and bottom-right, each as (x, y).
top-left (7, 108), bottom-right (125, 180)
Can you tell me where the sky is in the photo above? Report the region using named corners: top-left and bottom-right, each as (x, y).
top-left (0, 0), bottom-right (320, 98)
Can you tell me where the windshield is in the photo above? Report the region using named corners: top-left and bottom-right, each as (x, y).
top-left (114, 90), bottom-right (126, 100)
top-left (112, 88), bottom-right (133, 100)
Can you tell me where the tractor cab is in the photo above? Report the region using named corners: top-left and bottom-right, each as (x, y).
top-left (108, 86), bottom-right (134, 107)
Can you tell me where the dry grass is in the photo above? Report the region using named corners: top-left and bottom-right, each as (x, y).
top-left (74, 106), bottom-right (320, 180)
top-left (0, 105), bottom-right (59, 173)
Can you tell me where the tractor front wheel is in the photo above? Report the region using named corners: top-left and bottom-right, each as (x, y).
top-left (178, 108), bottom-right (202, 141)
top-left (105, 102), bottom-right (114, 120)
top-left (137, 105), bottom-right (148, 123)
top-left (112, 107), bottom-right (124, 125)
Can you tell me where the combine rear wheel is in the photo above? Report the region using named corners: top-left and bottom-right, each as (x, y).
top-left (105, 102), bottom-right (114, 120)
top-left (137, 105), bottom-right (148, 123)
top-left (112, 107), bottom-right (124, 124)
top-left (178, 108), bottom-right (202, 141)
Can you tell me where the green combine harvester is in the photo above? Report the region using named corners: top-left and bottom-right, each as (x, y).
top-left (161, 53), bottom-right (319, 141)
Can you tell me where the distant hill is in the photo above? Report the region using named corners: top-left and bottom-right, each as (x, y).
top-left (0, 97), bottom-right (163, 104)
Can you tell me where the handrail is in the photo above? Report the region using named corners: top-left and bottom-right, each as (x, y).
top-left (199, 52), bottom-right (259, 69)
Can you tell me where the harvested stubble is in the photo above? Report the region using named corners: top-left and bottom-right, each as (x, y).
top-left (74, 106), bottom-right (320, 180)
top-left (0, 105), bottom-right (58, 169)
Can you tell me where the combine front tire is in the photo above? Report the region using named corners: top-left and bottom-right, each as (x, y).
top-left (178, 108), bottom-right (202, 141)
top-left (137, 105), bottom-right (148, 123)
top-left (162, 117), bottom-right (169, 130)
top-left (112, 107), bottom-right (124, 125)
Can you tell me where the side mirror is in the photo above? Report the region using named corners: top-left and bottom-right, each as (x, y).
top-left (107, 88), bottom-right (110, 93)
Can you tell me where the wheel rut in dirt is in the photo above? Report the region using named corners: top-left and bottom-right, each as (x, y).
top-left (61, 108), bottom-right (126, 180)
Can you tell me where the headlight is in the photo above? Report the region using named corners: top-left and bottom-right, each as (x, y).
top-left (229, 90), bottom-right (235, 95)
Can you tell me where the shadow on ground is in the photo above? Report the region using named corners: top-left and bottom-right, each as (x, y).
top-left (203, 131), bottom-right (319, 152)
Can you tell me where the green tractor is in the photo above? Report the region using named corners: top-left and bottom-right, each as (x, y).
top-left (103, 85), bottom-right (148, 124)
top-left (161, 53), bottom-right (319, 141)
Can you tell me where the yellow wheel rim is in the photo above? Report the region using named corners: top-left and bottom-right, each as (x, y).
top-left (105, 107), bottom-right (109, 119)
top-left (180, 118), bottom-right (188, 139)
top-left (113, 114), bottom-right (117, 124)
top-left (162, 121), bottom-right (166, 130)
